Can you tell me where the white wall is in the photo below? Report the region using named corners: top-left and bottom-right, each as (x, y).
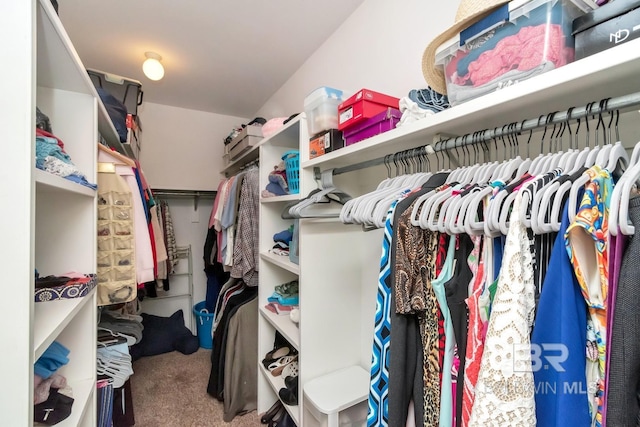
top-left (138, 102), bottom-right (247, 190)
top-left (255, 0), bottom-right (457, 118)
top-left (139, 196), bottom-right (215, 333)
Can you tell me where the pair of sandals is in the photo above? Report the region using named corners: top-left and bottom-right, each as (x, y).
top-left (268, 355), bottom-right (297, 377)
top-left (262, 346), bottom-right (297, 377)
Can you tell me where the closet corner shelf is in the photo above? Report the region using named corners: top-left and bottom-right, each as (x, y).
top-left (260, 252), bottom-right (300, 275)
top-left (221, 143), bottom-right (263, 177)
top-left (259, 305), bottom-right (300, 351)
top-left (261, 194), bottom-right (301, 204)
top-left (301, 38), bottom-right (640, 172)
top-left (221, 113), bottom-right (306, 177)
top-left (33, 287), bottom-right (96, 360)
top-left (258, 363), bottom-right (300, 426)
top-left (34, 168), bottom-right (96, 197)
top-left (56, 377), bottom-right (94, 427)
top-left (259, 113), bottom-right (306, 148)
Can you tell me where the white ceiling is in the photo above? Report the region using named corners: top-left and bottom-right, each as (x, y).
top-left (59, 0), bottom-right (364, 118)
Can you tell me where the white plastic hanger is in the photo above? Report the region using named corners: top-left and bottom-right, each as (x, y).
top-left (354, 153), bottom-right (422, 226)
top-left (567, 102), bottom-right (600, 223)
top-left (603, 108), bottom-right (629, 176)
top-left (288, 169), bottom-right (353, 219)
top-left (451, 145), bottom-right (490, 235)
top-left (340, 155), bottom-right (394, 223)
top-left (531, 118), bottom-right (576, 234)
top-left (97, 326), bottom-right (136, 346)
top-left (441, 136), bottom-right (476, 234)
top-left (411, 139), bottom-right (453, 226)
top-left (606, 109), bottom-right (634, 236)
top-left (491, 124), bottom-right (537, 234)
top-left (612, 156), bottom-right (640, 235)
top-left (464, 130), bottom-right (520, 235)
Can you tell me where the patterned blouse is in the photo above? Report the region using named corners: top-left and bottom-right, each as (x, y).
top-left (565, 165), bottom-right (612, 427)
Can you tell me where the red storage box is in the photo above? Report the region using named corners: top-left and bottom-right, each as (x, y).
top-left (338, 89), bottom-right (400, 131)
top-left (344, 108), bottom-right (401, 146)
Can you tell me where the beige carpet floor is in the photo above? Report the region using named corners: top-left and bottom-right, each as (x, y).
top-left (129, 349), bottom-right (260, 426)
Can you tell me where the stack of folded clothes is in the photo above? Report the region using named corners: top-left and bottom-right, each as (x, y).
top-left (261, 160), bottom-right (290, 197)
top-left (265, 280), bottom-right (299, 316)
top-left (269, 226), bottom-right (293, 256)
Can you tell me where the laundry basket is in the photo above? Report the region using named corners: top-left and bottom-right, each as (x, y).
top-left (282, 150), bottom-right (300, 195)
top-left (193, 301), bottom-right (214, 349)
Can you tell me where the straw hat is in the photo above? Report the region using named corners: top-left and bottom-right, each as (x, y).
top-left (422, 0), bottom-right (510, 94)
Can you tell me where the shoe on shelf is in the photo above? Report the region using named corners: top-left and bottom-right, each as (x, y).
top-left (281, 360), bottom-right (298, 379)
top-left (268, 355), bottom-right (297, 377)
top-left (284, 374), bottom-right (298, 390)
top-left (260, 400), bottom-right (284, 424)
top-left (279, 380), bottom-right (299, 406)
top-left (269, 405), bottom-right (287, 427)
top-left (262, 346), bottom-right (292, 369)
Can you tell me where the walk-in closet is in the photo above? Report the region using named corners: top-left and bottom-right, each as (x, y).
top-left (3, 0), bottom-right (640, 425)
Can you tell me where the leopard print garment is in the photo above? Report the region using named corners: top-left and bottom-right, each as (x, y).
top-left (420, 231), bottom-right (441, 427)
top-left (395, 202), bottom-right (441, 426)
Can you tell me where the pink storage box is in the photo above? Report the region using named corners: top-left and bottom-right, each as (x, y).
top-left (344, 108), bottom-right (401, 146)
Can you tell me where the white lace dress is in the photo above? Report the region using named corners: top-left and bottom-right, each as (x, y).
top-left (468, 192), bottom-right (537, 426)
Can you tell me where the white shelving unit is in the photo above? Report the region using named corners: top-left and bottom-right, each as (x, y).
top-left (1, 0), bottom-right (126, 423)
top-left (257, 114), bottom-right (312, 424)
top-left (253, 38), bottom-right (640, 427)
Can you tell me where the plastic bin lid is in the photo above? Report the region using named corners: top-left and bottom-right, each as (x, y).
top-left (304, 86), bottom-right (344, 109)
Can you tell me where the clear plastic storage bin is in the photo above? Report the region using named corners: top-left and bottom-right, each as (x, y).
top-left (434, 0), bottom-right (590, 105)
top-left (304, 86), bottom-right (345, 137)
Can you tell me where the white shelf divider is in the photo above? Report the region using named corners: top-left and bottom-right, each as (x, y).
top-left (259, 306), bottom-right (300, 352)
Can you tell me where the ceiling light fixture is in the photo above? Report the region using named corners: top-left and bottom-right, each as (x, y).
top-left (142, 51), bottom-right (164, 81)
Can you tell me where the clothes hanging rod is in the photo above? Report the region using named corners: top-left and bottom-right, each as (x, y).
top-left (151, 188), bottom-right (217, 198)
top-left (152, 188), bottom-right (217, 211)
top-left (324, 90), bottom-right (640, 177)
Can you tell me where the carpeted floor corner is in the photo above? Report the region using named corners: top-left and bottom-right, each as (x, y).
top-left (129, 349), bottom-right (260, 426)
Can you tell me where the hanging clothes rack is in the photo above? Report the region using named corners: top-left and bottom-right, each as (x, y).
top-left (316, 90), bottom-right (640, 179)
